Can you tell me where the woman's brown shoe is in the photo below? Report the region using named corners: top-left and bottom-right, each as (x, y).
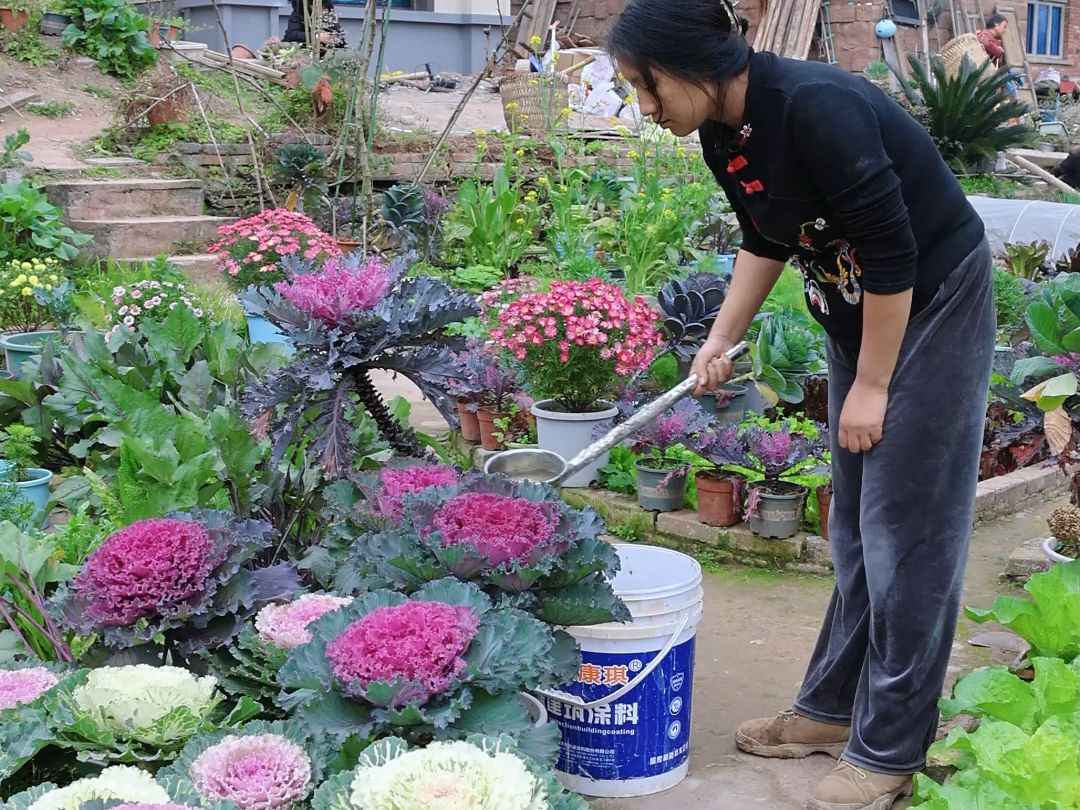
top-left (735, 709), bottom-right (850, 759)
top-left (806, 761), bottom-right (913, 809)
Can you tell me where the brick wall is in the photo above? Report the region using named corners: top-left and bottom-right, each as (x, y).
top-left (1004, 0), bottom-right (1080, 75)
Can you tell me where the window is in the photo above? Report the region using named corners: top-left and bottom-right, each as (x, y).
top-left (1026, 1), bottom-right (1065, 57)
top-left (888, 0), bottom-right (922, 26)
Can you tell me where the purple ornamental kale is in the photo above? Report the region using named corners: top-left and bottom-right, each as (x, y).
top-left (631, 398), bottom-right (713, 456)
top-left (743, 425), bottom-right (820, 479)
top-left (685, 423), bottom-right (752, 470)
top-left (447, 341), bottom-right (521, 411)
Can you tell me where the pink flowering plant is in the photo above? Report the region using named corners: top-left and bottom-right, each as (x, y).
top-left (158, 720), bottom-right (332, 810)
top-left (0, 663), bottom-right (71, 786)
top-left (277, 579), bottom-right (577, 756)
top-left (53, 509), bottom-right (301, 656)
top-left (207, 594), bottom-right (353, 711)
top-left (490, 278), bottom-right (664, 412)
top-left (336, 474), bottom-right (628, 627)
top-left (209, 209), bottom-right (340, 291)
top-left (243, 257), bottom-right (479, 471)
top-left (105, 280), bottom-right (203, 342)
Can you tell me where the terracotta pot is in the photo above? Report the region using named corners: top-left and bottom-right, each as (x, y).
top-left (167, 24), bottom-right (183, 41)
top-left (146, 92), bottom-right (190, 127)
top-left (0, 8), bottom-right (29, 31)
top-left (695, 471), bottom-right (743, 527)
top-left (457, 401), bottom-right (481, 443)
top-left (336, 238), bottom-right (362, 255)
top-left (817, 486), bottom-right (832, 542)
top-left (476, 406), bottom-right (509, 451)
top-left (231, 43), bottom-right (257, 59)
top-left (148, 24), bottom-right (161, 46)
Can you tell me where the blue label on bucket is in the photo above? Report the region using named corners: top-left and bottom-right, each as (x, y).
top-left (547, 638), bottom-right (695, 781)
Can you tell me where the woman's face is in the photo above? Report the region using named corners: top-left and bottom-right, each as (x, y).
top-left (618, 62), bottom-right (716, 137)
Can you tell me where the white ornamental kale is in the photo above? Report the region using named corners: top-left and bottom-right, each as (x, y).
top-left (47, 665), bottom-right (260, 765)
top-left (311, 736), bottom-right (588, 810)
top-left (3, 765), bottom-right (171, 810)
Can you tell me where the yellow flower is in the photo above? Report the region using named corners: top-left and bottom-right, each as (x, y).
top-left (525, 191), bottom-right (537, 201)
top-left (676, 146), bottom-right (687, 157)
top-left (14, 274), bottom-right (26, 285)
top-left (537, 176), bottom-right (548, 185)
top-left (20, 262), bottom-right (31, 270)
top-left (561, 107), bottom-right (572, 117)
top-left (506, 101), bottom-right (520, 111)
top-left (552, 51), bottom-right (561, 63)
top-left (515, 149), bottom-right (525, 158)
top-left (625, 93), bottom-right (637, 105)
top-left (49, 274), bottom-right (58, 282)
top-left (637, 191), bottom-right (646, 198)
top-left (21, 287), bottom-right (32, 297)
top-left (627, 150), bottom-right (639, 159)
top-left (610, 116), bottom-right (620, 126)
top-left (528, 79), bottom-right (538, 87)
top-left (473, 128), bottom-right (486, 137)
top-left (516, 217), bottom-right (525, 225)
top-left (28, 275), bottom-right (39, 285)
top-left (661, 188), bottom-right (673, 197)
top-left (663, 209), bottom-right (675, 219)
top-left (529, 35), bottom-right (542, 47)
top-left (45, 284), bottom-right (52, 291)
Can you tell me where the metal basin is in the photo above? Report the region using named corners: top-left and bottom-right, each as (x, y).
top-left (483, 448), bottom-right (566, 485)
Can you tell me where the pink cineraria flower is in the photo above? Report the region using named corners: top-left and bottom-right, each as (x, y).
top-left (190, 734), bottom-right (312, 810)
top-left (255, 594), bottom-right (353, 649)
top-left (325, 601), bottom-right (478, 703)
top-left (0, 667), bottom-right (59, 709)
top-left (71, 519), bottom-right (218, 627)
top-left (274, 257), bottom-right (392, 326)
top-left (432, 493), bottom-right (562, 567)
top-left (374, 465), bottom-right (459, 521)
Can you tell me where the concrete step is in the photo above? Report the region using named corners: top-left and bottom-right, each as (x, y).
top-left (128, 254), bottom-right (220, 286)
top-left (72, 215), bottom-right (232, 260)
top-left (47, 178), bottom-right (205, 220)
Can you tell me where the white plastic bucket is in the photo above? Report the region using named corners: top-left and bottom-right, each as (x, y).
top-left (537, 544), bottom-right (704, 798)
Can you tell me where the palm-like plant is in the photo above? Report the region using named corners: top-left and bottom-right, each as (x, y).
top-left (897, 54), bottom-right (1036, 172)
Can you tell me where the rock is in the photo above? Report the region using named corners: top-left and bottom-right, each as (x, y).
top-left (1004, 537), bottom-right (1053, 580)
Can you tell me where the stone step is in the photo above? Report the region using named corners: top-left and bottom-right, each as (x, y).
top-left (46, 178), bottom-right (205, 220)
top-left (126, 254), bottom-right (221, 286)
top-left (72, 215), bottom-right (232, 260)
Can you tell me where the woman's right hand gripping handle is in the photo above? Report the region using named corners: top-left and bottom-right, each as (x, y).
top-left (690, 335), bottom-right (738, 397)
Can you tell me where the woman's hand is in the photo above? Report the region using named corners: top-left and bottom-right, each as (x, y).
top-left (690, 335), bottom-right (737, 397)
top-left (838, 379), bottom-right (889, 452)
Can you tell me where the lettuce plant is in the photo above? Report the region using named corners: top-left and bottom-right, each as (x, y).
top-left (336, 475), bottom-right (628, 627)
top-left (53, 509), bottom-right (300, 655)
top-left (157, 720), bottom-right (333, 810)
top-left (3, 765), bottom-right (173, 810)
top-left (46, 664), bottom-right (260, 765)
top-left (311, 735), bottom-right (589, 810)
top-left (276, 579), bottom-right (576, 760)
top-left (965, 559), bottom-right (1080, 662)
top-left (242, 260), bottom-right (478, 469)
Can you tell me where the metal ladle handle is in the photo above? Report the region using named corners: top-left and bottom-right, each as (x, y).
top-left (552, 340), bottom-right (750, 487)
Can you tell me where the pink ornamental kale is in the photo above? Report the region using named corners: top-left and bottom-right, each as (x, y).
top-left (190, 734), bottom-right (312, 810)
top-left (744, 426), bottom-right (820, 479)
top-left (325, 601), bottom-right (479, 703)
top-left (432, 493), bottom-right (562, 568)
top-left (71, 519), bottom-right (219, 627)
top-left (274, 256), bottom-right (392, 326)
top-left (629, 397), bottom-right (712, 456)
top-left (255, 594), bottom-right (353, 649)
top-left (112, 805), bottom-right (201, 810)
top-left (374, 465), bottom-right (459, 521)
top-left (0, 667), bottom-right (59, 709)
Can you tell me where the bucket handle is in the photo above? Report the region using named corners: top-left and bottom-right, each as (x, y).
top-left (534, 613), bottom-right (690, 710)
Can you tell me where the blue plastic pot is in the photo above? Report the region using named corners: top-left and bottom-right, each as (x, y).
top-left (14, 468), bottom-right (53, 528)
top-left (246, 315), bottom-right (294, 354)
top-left (1, 331), bottom-right (60, 378)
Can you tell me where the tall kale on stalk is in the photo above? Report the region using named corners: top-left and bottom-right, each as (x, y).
top-left (242, 253), bottom-right (479, 472)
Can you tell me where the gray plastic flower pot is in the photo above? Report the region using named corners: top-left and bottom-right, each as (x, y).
top-left (699, 384), bottom-right (747, 424)
top-left (748, 480), bottom-right (806, 539)
top-left (531, 399), bottom-right (618, 488)
top-left (0, 330), bottom-right (60, 378)
top-left (634, 460), bottom-right (688, 512)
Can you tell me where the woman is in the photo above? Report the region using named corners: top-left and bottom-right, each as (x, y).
top-left (283, 0), bottom-right (346, 50)
top-left (609, 2), bottom-right (993, 810)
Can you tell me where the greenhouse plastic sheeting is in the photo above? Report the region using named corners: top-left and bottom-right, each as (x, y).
top-left (969, 195), bottom-right (1080, 260)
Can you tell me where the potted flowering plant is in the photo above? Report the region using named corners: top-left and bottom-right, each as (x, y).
top-left (0, 0), bottom-right (33, 32)
top-left (0, 257), bottom-right (74, 377)
top-left (0, 424), bottom-right (51, 527)
top-left (625, 397), bottom-right (711, 512)
top-left (490, 278), bottom-right (664, 487)
top-left (448, 341), bottom-right (523, 451)
top-left (685, 423), bottom-right (751, 528)
top-left (741, 425), bottom-right (825, 539)
top-left (208, 208), bottom-right (339, 345)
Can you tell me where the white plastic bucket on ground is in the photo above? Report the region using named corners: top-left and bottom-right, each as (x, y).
top-left (537, 543), bottom-right (704, 798)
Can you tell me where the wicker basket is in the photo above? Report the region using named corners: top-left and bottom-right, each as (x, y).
top-left (941, 33), bottom-right (996, 81)
top-left (499, 72), bottom-right (569, 136)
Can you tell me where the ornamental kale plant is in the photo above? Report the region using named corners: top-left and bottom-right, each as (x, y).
top-left (206, 594), bottom-right (353, 709)
top-left (311, 735), bottom-right (589, 810)
top-left (354, 461), bottom-right (460, 525)
top-left (46, 664), bottom-right (260, 766)
top-left (625, 397), bottom-right (712, 466)
top-left (243, 257), bottom-right (479, 467)
top-left (685, 423), bottom-right (754, 473)
top-left (3, 765), bottom-right (173, 810)
top-left (277, 579), bottom-right (576, 759)
top-left (336, 475), bottom-right (628, 627)
top-left (0, 663), bottom-right (69, 785)
top-left (53, 510), bottom-right (300, 655)
top-left (158, 720), bottom-right (333, 810)
top-left (448, 340), bottom-right (523, 412)
top-left (741, 424), bottom-right (825, 480)
top-left (273, 255), bottom-right (391, 326)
